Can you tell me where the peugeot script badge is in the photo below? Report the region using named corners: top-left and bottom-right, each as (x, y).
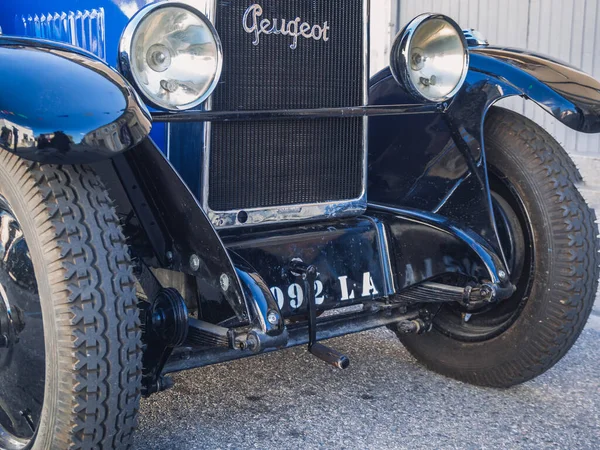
top-left (243, 4), bottom-right (330, 49)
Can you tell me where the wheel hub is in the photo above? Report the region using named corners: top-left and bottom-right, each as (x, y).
top-left (432, 171), bottom-right (533, 342)
top-left (0, 298), bottom-right (11, 349)
top-left (0, 286), bottom-right (26, 350)
top-left (0, 196), bottom-right (44, 449)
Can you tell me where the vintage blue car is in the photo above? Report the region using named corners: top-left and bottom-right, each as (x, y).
top-left (1, 1), bottom-right (599, 448)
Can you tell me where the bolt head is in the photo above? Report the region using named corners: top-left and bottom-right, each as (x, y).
top-left (267, 310), bottom-right (280, 325)
top-left (246, 334), bottom-right (259, 351)
top-left (219, 273), bottom-right (230, 292)
top-left (498, 270), bottom-right (507, 280)
top-left (166, 251), bottom-right (173, 262)
top-left (480, 285), bottom-right (492, 296)
top-left (189, 254), bottom-right (200, 271)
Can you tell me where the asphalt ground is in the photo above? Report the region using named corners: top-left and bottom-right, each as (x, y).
top-left (133, 304), bottom-right (600, 449)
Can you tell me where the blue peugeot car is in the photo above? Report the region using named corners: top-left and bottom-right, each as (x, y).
top-left (0, 1), bottom-right (599, 448)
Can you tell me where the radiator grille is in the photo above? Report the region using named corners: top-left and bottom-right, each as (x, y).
top-left (209, 118), bottom-right (364, 210)
top-left (208, 0), bottom-right (365, 213)
top-left (16, 9), bottom-right (106, 60)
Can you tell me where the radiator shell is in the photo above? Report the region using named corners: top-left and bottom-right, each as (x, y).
top-left (205, 0), bottom-right (369, 227)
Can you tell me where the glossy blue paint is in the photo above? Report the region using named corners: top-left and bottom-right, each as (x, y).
top-left (0, 1), bottom-right (166, 151)
top-left (13, 8), bottom-right (107, 59)
top-left (2, 3), bottom-right (597, 381)
top-left (0, 36), bottom-right (151, 163)
top-left (167, 122), bottom-right (204, 198)
top-left (471, 47), bottom-right (600, 133)
top-left (0, 1), bottom-right (134, 66)
top-left (1, 2), bottom-right (599, 242)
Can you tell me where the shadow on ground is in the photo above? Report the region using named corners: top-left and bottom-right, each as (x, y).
top-left (135, 325), bottom-right (600, 449)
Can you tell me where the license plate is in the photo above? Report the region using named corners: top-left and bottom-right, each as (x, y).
top-left (225, 218), bottom-right (392, 316)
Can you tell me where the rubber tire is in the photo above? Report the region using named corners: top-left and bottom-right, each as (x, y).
top-left (398, 107), bottom-right (600, 387)
top-left (0, 151), bottom-right (142, 449)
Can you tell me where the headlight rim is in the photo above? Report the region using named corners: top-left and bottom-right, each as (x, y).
top-left (118, 1), bottom-right (223, 111)
top-left (390, 13), bottom-right (469, 103)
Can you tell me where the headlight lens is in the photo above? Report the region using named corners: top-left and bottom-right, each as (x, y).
top-left (119, 3), bottom-right (222, 111)
top-left (390, 14), bottom-right (469, 102)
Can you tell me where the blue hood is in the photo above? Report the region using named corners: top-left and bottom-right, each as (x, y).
top-left (0, 1), bottom-right (150, 66)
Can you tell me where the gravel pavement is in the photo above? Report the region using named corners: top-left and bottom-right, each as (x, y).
top-left (133, 304), bottom-right (600, 449)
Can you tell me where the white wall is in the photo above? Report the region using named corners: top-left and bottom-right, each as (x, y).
top-left (370, 0), bottom-right (397, 75)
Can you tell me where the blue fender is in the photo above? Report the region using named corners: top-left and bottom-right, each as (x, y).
top-left (0, 36), bottom-right (151, 164)
top-left (471, 47), bottom-right (600, 133)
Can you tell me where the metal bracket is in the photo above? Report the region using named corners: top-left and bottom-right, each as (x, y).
top-left (290, 261), bottom-right (350, 369)
top-left (232, 254), bottom-right (289, 353)
top-left (136, 261), bottom-right (189, 396)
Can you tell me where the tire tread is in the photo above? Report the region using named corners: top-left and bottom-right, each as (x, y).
top-left (398, 107), bottom-right (600, 387)
top-left (0, 153), bottom-right (141, 449)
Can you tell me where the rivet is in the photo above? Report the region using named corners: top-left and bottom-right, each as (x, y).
top-left (220, 273), bottom-right (230, 292)
top-left (189, 254), bottom-right (200, 271)
top-left (267, 310), bottom-right (280, 325)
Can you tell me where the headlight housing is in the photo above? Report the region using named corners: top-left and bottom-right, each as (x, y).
top-left (119, 2), bottom-right (222, 111)
top-left (390, 14), bottom-right (469, 103)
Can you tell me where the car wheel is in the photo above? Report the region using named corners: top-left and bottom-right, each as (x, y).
top-left (0, 151), bottom-right (142, 449)
top-left (397, 107), bottom-right (600, 387)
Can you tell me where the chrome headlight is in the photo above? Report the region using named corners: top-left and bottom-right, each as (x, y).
top-left (119, 2), bottom-right (222, 111)
top-left (390, 14), bottom-right (469, 102)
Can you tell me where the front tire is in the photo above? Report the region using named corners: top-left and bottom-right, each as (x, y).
top-left (0, 152), bottom-right (142, 449)
top-left (398, 107), bottom-right (599, 387)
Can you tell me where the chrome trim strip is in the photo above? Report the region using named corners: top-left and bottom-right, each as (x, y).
top-left (201, 103), bottom-right (212, 208)
top-left (16, 8), bottom-right (107, 60)
top-left (208, 198), bottom-right (367, 228)
top-left (205, 0), bottom-right (371, 229)
top-left (463, 29), bottom-right (489, 47)
top-left (361, 0), bottom-right (370, 225)
top-left (165, 122), bottom-right (171, 159)
top-left (161, 0), bottom-right (215, 200)
top-left (153, 103), bottom-right (440, 122)
top-left (201, 0), bottom-right (217, 212)
top-left (373, 218), bottom-right (396, 295)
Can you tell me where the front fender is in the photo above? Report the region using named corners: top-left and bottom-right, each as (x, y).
top-left (368, 45), bottom-right (600, 259)
top-left (369, 45), bottom-right (600, 252)
top-left (471, 46), bottom-right (600, 133)
top-left (0, 37), bottom-right (151, 164)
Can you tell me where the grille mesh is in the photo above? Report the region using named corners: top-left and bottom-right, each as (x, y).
top-left (210, 118), bottom-right (364, 209)
top-left (209, 0), bottom-right (365, 212)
